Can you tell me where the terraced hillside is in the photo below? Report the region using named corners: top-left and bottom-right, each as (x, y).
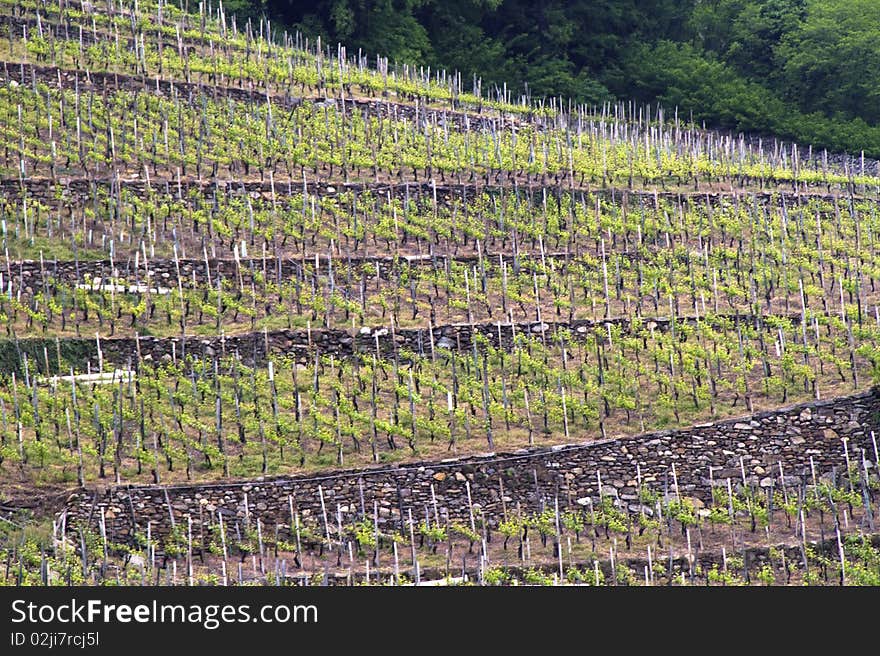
top-left (1, 0), bottom-right (879, 586)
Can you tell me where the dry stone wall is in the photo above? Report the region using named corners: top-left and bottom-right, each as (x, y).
top-left (16, 311), bottom-right (797, 371)
top-left (62, 388), bottom-right (880, 548)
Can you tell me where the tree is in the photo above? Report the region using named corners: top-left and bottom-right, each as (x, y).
top-left (267, 0), bottom-right (434, 64)
top-left (777, 0), bottom-right (880, 123)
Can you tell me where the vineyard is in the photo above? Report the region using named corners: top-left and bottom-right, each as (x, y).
top-left (0, 0), bottom-right (879, 587)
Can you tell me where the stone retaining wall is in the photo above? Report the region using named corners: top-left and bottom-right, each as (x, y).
top-left (61, 388), bottom-right (880, 548)
top-left (6, 250), bottom-right (575, 287)
top-left (12, 310), bottom-right (786, 371)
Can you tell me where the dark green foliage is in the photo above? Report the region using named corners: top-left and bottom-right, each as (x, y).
top-left (626, 40), bottom-right (880, 156)
top-left (0, 339), bottom-right (96, 378)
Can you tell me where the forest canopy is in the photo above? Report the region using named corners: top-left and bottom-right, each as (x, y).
top-left (217, 0), bottom-right (880, 157)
